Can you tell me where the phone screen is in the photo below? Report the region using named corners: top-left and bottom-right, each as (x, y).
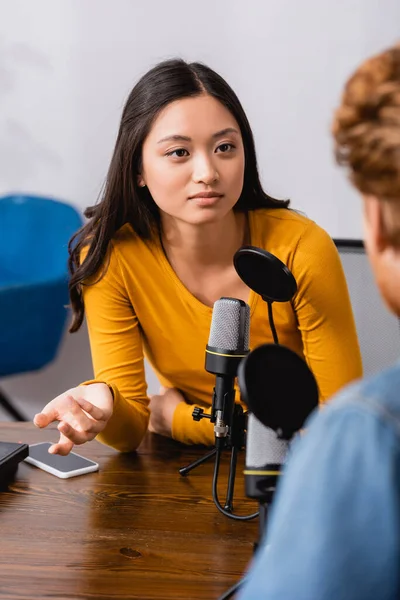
top-left (28, 443), bottom-right (97, 473)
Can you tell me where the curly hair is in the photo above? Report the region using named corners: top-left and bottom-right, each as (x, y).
top-left (332, 43), bottom-right (400, 200)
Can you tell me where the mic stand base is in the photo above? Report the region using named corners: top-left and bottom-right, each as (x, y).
top-left (178, 448), bottom-right (217, 477)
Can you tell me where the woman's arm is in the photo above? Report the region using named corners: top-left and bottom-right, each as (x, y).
top-left (81, 243), bottom-right (150, 452)
top-left (291, 221), bottom-right (363, 401)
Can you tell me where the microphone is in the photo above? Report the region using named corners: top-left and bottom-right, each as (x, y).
top-left (238, 343), bottom-right (319, 503)
top-left (203, 297), bottom-right (250, 448)
top-left (245, 412), bottom-right (289, 501)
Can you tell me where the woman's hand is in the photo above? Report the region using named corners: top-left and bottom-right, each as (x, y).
top-left (148, 386), bottom-right (185, 438)
top-left (33, 383), bottom-right (114, 456)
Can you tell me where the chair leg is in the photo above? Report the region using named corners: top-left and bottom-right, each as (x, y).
top-left (0, 387), bottom-right (29, 421)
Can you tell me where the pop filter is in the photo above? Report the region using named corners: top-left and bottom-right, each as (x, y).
top-left (238, 343), bottom-right (319, 440)
top-left (234, 246), bottom-right (297, 303)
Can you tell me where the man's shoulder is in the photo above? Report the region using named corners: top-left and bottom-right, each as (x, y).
top-left (322, 362), bottom-right (400, 435)
top-left (281, 363), bottom-right (400, 499)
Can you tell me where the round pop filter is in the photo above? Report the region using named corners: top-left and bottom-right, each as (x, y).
top-left (238, 343), bottom-right (319, 439)
top-left (234, 246), bottom-right (297, 303)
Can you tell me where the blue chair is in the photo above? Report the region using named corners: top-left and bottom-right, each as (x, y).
top-left (0, 194), bottom-right (83, 420)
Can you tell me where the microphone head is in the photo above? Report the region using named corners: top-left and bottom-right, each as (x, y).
top-left (246, 413), bottom-right (289, 468)
top-left (238, 343), bottom-right (319, 439)
top-left (234, 245), bottom-right (297, 303)
top-left (208, 297), bottom-right (250, 352)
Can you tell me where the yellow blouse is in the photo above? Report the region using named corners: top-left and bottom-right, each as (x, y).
top-left (81, 208), bottom-right (362, 451)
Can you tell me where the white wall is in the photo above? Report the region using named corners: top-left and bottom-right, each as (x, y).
top-left (1, 0), bottom-right (399, 412)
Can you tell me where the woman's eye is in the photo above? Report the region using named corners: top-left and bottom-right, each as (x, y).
top-left (166, 148), bottom-right (189, 158)
top-left (216, 143), bottom-right (235, 153)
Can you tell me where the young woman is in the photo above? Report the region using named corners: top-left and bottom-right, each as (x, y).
top-left (34, 59), bottom-right (362, 455)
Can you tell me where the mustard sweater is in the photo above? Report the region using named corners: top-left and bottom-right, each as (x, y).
top-left (82, 208), bottom-right (362, 452)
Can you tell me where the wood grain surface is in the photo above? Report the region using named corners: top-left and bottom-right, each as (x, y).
top-left (0, 422), bottom-right (259, 600)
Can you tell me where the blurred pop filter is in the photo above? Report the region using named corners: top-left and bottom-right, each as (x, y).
top-left (238, 343), bottom-right (319, 440)
top-left (234, 246), bottom-right (297, 303)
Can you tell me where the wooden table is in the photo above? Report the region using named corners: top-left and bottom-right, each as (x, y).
top-left (0, 422), bottom-right (259, 600)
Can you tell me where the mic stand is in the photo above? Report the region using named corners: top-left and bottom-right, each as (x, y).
top-left (217, 296), bottom-right (280, 593)
top-left (218, 491), bottom-right (274, 600)
top-left (179, 299), bottom-right (280, 512)
top-left (179, 403), bottom-right (246, 513)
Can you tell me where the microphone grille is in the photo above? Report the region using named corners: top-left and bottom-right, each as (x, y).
top-left (246, 413), bottom-right (289, 468)
top-left (208, 298), bottom-right (250, 351)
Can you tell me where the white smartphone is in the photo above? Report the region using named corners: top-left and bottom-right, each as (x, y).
top-left (24, 442), bottom-right (99, 479)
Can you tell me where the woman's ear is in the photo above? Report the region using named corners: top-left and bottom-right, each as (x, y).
top-left (137, 175), bottom-right (146, 188)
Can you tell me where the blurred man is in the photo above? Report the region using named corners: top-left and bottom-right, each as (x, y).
top-left (239, 43), bottom-right (400, 600)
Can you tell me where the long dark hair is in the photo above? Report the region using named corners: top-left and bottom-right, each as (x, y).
top-left (68, 59), bottom-right (289, 332)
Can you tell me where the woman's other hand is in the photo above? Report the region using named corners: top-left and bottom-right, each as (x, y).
top-left (148, 386), bottom-right (185, 438)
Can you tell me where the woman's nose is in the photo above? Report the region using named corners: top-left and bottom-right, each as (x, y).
top-left (192, 155), bottom-right (219, 185)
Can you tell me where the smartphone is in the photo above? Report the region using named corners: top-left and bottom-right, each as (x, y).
top-left (24, 442), bottom-right (99, 479)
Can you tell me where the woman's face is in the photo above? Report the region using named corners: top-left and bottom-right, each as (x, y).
top-left (139, 94), bottom-right (245, 226)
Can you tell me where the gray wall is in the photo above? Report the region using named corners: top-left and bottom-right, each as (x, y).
top-left (1, 0), bottom-right (399, 414)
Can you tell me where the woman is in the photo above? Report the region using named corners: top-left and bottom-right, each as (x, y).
top-left (34, 59), bottom-right (362, 455)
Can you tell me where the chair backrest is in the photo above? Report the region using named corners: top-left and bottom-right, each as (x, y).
top-left (0, 194), bottom-right (82, 286)
top-left (334, 239), bottom-right (400, 376)
top-left (0, 194), bottom-right (83, 376)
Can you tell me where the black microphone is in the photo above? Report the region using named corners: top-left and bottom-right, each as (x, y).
top-left (203, 297), bottom-right (250, 448)
top-left (238, 343), bottom-right (319, 503)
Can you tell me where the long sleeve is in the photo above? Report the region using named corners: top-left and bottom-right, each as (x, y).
top-left (74, 211), bottom-right (363, 452)
top-left (291, 221), bottom-right (363, 401)
top-left (238, 393), bottom-right (400, 600)
top-left (81, 243), bottom-right (150, 452)
top-left (172, 402), bottom-right (215, 446)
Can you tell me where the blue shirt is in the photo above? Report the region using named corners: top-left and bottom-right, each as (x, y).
top-left (239, 363), bottom-right (400, 600)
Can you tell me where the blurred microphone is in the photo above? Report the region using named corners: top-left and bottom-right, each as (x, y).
top-left (238, 343), bottom-right (319, 503)
top-left (203, 297), bottom-right (250, 448)
top-left (245, 413), bottom-right (288, 500)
